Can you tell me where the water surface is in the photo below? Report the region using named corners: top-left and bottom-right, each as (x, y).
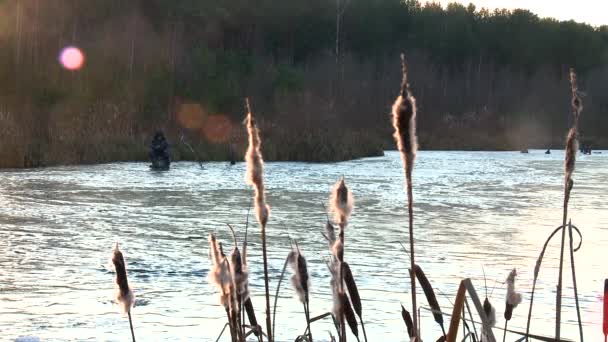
top-left (1, 150), bottom-right (607, 341)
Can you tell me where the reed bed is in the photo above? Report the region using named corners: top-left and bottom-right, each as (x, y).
top-left (96, 60), bottom-right (598, 342)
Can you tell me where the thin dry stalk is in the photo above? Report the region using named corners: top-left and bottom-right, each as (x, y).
top-left (244, 98), bottom-right (273, 342)
top-left (287, 245), bottom-right (312, 341)
top-left (392, 53), bottom-right (419, 338)
top-left (111, 244), bottom-right (136, 342)
top-left (555, 68), bottom-right (583, 340)
top-left (525, 224), bottom-right (582, 340)
top-left (567, 220), bottom-right (583, 342)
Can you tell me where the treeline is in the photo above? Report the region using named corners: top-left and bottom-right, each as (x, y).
top-left (0, 0), bottom-right (607, 167)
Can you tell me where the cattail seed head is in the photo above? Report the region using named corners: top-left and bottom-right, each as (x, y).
top-left (483, 297), bottom-right (496, 327)
top-left (330, 178), bottom-right (353, 225)
top-left (244, 100), bottom-right (270, 228)
top-left (392, 54), bottom-right (418, 177)
top-left (207, 234), bottom-right (232, 308)
top-left (231, 246), bottom-right (250, 301)
top-left (287, 249), bottom-right (310, 304)
top-left (111, 244), bottom-right (134, 314)
top-left (504, 268), bottom-right (522, 321)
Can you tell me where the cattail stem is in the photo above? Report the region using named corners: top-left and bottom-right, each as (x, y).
top-left (261, 225), bottom-right (272, 342)
top-left (503, 320), bottom-right (508, 342)
top-left (339, 226), bottom-right (346, 342)
top-left (406, 171), bottom-right (418, 339)
top-left (128, 311), bottom-right (136, 342)
top-left (303, 301), bottom-right (312, 342)
top-left (568, 221), bottom-right (584, 341)
top-left (525, 224), bottom-right (582, 341)
top-left (272, 255), bottom-right (290, 336)
top-left (555, 190), bottom-right (569, 339)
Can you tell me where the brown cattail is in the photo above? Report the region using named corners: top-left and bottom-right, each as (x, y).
top-left (483, 297), bottom-right (496, 327)
top-left (342, 293), bottom-right (359, 338)
top-left (392, 53), bottom-right (418, 176)
top-left (207, 234), bottom-right (232, 308)
top-left (342, 262), bottom-right (362, 318)
top-left (230, 246), bottom-right (249, 300)
top-left (330, 178), bottom-right (353, 225)
top-left (325, 220), bottom-right (336, 245)
top-left (244, 99), bottom-right (270, 228)
top-left (504, 269), bottom-right (522, 321)
top-left (287, 249), bottom-right (310, 303)
top-left (413, 265), bottom-right (445, 334)
top-left (111, 244), bottom-right (134, 314)
top-left (401, 304), bottom-right (414, 338)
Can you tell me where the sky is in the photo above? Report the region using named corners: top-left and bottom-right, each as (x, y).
top-left (427, 0), bottom-right (608, 27)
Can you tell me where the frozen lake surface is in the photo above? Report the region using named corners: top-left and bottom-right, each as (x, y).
top-left (1, 150), bottom-right (607, 341)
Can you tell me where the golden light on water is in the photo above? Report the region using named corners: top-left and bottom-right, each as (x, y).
top-left (58, 46), bottom-right (85, 70)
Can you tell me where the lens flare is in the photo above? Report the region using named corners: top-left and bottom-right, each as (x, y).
top-left (59, 46), bottom-right (85, 70)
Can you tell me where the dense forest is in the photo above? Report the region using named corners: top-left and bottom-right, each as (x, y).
top-left (0, 0), bottom-right (607, 167)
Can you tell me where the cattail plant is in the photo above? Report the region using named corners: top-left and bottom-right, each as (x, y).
top-left (525, 69), bottom-right (584, 342)
top-left (328, 178), bottom-right (355, 342)
top-left (481, 297), bottom-right (496, 341)
top-left (392, 53), bottom-right (419, 338)
top-left (502, 269), bottom-right (522, 342)
top-left (555, 68), bottom-right (584, 340)
top-left (244, 98), bottom-right (273, 341)
top-left (111, 243), bottom-right (136, 342)
top-left (287, 244), bottom-right (312, 341)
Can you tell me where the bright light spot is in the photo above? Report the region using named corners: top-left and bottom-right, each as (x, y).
top-left (202, 115), bottom-right (233, 144)
top-left (59, 46), bottom-right (85, 70)
top-left (177, 103), bottom-right (206, 129)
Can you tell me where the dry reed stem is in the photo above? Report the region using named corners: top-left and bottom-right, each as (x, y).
top-left (392, 53), bottom-right (419, 338)
top-left (556, 68), bottom-right (583, 340)
top-left (567, 220), bottom-right (583, 342)
top-left (525, 224), bottom-right (582, 340)
top-left (446, 280), bottom-right (466, 342)
top-left (244, 98), bottom-right (273, 342)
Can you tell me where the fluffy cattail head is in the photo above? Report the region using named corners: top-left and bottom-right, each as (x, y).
top-left (287, 248), bottom-right (310, 303)
top-left (506, 269), bottom-right (522, 307)
top-left (244, 99), bottom-right (270, 227)
top-left (483, 297), bottom-right (496, 327)
top-left (207, 234), bottom-right (232, 308)
top-left (504, 268), bottom-right (522, 321)
top-left (392, 54), bottom-right (418, 176)
top-left (330, 178), bottom-right (353, 225)
top-left (565, 68), bottom-right (582, 185)
top-left (111, 243), bottom-right (134, 314)
top-left (231, 246), bottom-right (250, 300)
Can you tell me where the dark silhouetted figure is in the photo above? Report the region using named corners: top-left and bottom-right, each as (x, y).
top-left (149, 131), bottom-right (170, 170)
top-left (545, 149), bottom-right (551, 154)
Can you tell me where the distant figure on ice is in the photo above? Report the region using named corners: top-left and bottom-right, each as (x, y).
top-left (149, 131), bottom-right (170, 170)
top-left (520, 149), bottom-right (529, 154)
top-left (545, 149), bottom-right (551, 154)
